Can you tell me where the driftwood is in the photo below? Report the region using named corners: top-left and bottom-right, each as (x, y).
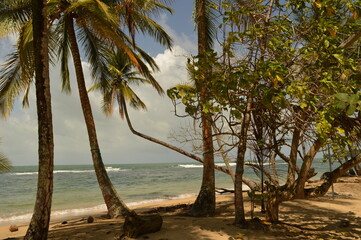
top-left (122, 211), bottom-right (163, 238)
top-left (216, 187), bottom-right (235, 194)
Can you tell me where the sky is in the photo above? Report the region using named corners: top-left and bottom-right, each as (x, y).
top-left (0, 0), bottom-right (201, 166)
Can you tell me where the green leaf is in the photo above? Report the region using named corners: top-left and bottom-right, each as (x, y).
top-left (324, 40), bottom-right (330, 48)
top-left (335, 93), bottom-right (349, 102)
top-left (336, 101), bottom-right (348, 109)
top-left (333, 54), bottom-right (345, 65)
top-left (349, 94), bottom-right (359, 105)
top-left (346, 104), bottom-right (357, 115)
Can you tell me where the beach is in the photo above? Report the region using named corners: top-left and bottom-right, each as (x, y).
top-left (1, 176), bottom-right (360, 240)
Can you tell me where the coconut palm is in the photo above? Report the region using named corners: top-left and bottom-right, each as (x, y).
top-left (0, 1), bottom-right (54, 239)
top-left (49, 0), bottom-right (172, 218)
top-left (187, 0), bottom-right (218, 217)
top-left (24, 1), bottom-right (54, 238)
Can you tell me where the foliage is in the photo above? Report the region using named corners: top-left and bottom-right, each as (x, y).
top-left (0, 138), bottom-right (11, 171)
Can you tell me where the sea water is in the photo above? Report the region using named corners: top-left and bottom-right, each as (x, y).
top-left (0, 160), bottom-right (334, 225)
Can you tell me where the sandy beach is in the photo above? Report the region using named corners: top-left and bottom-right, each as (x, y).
top-left (1, 176), bottom-right (360, 240)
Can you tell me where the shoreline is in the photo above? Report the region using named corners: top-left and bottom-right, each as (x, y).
top-left (1, 177), bottom-right (361, 239)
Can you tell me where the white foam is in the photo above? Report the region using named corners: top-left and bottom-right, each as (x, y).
top-left (178, 163), bottom-right (237, 168)
top-left (10, 167), bottom-right (129, 176)
top-left (11, 172), bottom-right (38, 175)
top-left (215, 163), bottom-right (236, 167)
top-left (0, 193), bottom-right (197, 225)
top-left (178, 164), bottom-right (203, 168)
top-left (127, 193), bottom-right (197, 207)
top-left (105, 167), bottom-right (129, 172)
top-left (0, 204), bottom-right (107, 225)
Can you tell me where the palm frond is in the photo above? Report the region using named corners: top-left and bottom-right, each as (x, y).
top-left (0, 137), bottom-right (11, 171)
top-left (0, 48), bottom-right (32, 118)
top-left (77, 25), bottom-right (110, 87)
top-left (0, 154), bottom-right (11, 171)
top-left (0, 0), bottom-right (32, 37)
top-left (129, 11), bottom-right (173, 48)
top-left (52, 16), bottom-right (72, 93)
top-left (194, 0), bottom-right (218, 49)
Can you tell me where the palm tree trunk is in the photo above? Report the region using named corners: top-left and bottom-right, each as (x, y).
top-left (67, 18), bottom-right (130, 218)
top-left (188, 0), bottom-right (216, 217)
top-left (24, 1), bottom-right (54, 239)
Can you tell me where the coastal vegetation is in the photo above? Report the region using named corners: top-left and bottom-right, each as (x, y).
top-left (168, 0), bottom-right (361, 223)
top-left (0, 0), bottom-right (361, 239)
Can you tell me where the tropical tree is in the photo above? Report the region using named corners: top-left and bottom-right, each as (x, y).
top-left (186, 0), bottom-right (219, 217)
top-left (25, 0), bottom-right (54, 239)
top-left (0, 0), bottom-right (54, 238)
top-left (209, 0), bottom-right (361, 223)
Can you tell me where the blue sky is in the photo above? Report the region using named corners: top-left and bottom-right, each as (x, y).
top-left (0, 1), bottom-right (200, 166)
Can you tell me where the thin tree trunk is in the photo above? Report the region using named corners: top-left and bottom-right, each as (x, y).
top-left (188, 0), bottom-right (215, 217)
top-left (294, 139), bottom-right (323, 198)
top-left (25, 1), bottom-right (54, 239)
top-left (212, 125), bottom-right (236, 183)
top-left (67, 18), bottom-right (130, 218)
top-left (234, 95), bottom-right (252, 224)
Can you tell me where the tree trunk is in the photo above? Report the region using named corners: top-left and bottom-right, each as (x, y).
top-left (188, 112), bottom-right (215, 216)
top-left (188, 0), bottom-right (215, 217)
top-left (24, 1), bottom-right (54, 239)
top-left (265, 194), bottom-right (280, 222)
top-left (294, 139), bottom-right (323, 198)
top-left (122, 211), bottom-right (163, 238)
top-left (67, 18), bottom-right (130, 218)
top-left (234, 95), bottom-right (252, 224)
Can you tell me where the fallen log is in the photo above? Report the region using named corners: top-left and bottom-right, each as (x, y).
top-left (122, 211), bottom-right (163, 238)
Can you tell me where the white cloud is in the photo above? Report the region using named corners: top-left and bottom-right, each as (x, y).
top-left (157, 14), bottom-right (197, 54)
top-left (0, 42), bottom-right (196, 166)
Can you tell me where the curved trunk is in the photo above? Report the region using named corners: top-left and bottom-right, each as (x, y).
top-left (25, 1), bottom-right (54, 239)
top-left (67, 18), bottom-right (130, 218)
top-left (212, 125), bottom-right (236, 183)
top-left (123, 103), bottom-right (237, 175)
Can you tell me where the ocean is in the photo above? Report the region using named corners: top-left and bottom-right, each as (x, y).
top-left (0, 160), bottom-right (334, 225)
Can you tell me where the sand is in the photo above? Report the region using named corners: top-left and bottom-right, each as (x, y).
top-left (1, 177), bottom-right (360, 240)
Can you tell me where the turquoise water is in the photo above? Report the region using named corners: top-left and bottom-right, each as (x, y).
top-left (0, 160), bottom-right (333, 224)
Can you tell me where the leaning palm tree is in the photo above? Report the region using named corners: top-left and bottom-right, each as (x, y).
top-left (49, 0), bottom-right (171, 218)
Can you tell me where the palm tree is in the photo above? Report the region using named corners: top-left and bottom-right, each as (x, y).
top-left (91, 48), bottom-right (154, 117)
top-left (0, 1), bottom-right (54, 238)
top-left (25, 0), bottom-right (54, 239)
top-left (49, 0), bottom-right (172, 218)
top-left (187, 0), bottom-right (217, 217)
